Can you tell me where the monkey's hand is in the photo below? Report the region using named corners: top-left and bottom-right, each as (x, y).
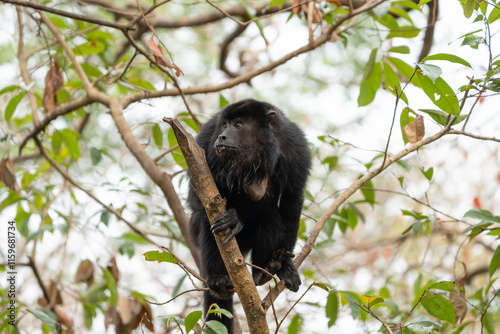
top-left (211, 208), bottom-right (243, 244)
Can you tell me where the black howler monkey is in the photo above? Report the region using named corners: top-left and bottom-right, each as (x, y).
top-left (188, 99), bottom-right (311, 332)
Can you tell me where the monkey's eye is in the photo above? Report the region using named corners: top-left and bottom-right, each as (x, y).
top-left (234, 121), bottom-right (243, 128)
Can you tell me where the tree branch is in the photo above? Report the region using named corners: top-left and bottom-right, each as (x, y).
top-left (0, 0), bottom-right (132, 30)
top-left (163, 117), bottom-right (270, 334)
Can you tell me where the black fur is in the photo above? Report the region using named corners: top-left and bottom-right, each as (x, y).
top-left (188, 99), bottom-right (311, 332)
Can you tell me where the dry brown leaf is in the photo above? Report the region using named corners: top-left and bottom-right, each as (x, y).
top-left (147, 37), bottom-right (184, 77)
top-left (308, 4), bottom-right (323, 23)
top-left (42, 63), bottom-right (64, 112)
top-left (292, 0), bottom-right (302, 15)
top-left (74, 260), bottom-right (95, 284)
top-left (326, 0), bottom-right (343, 5)
top-left (449, 281), bottom-right (467, 324)
top-left (55, 306), bottom-right (75, 333)
top-left (38, 280), bottom-right (63, 307)
top-left (117, 296), bottom-right (154, 332)
top-left (403, 114), bottom-right (425, 143)
top-left (0, 158), bottom-right (19, 192)
top-left (107, 256), bottom-right (120, 283)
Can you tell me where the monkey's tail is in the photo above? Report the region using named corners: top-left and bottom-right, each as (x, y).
top-left (204, 292), bottom-right (234, 333)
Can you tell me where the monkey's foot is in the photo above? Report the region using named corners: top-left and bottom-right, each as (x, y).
top-left (253, 249), bottom-right (295, 286)
top-left (207, 274), bottom-right (234, 300)
top-left (277, 261), bottom-right (301, 292)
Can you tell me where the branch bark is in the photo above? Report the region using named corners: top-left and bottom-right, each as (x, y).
top-left (163, 117), bottom-right (269, 334)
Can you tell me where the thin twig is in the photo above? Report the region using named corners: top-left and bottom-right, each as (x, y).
top-left (145, 288), bottom-right (208, 306)
top-left (160, 246), bottom-right (204, 285)
top-left (379, 68), bottom-right (418, 174)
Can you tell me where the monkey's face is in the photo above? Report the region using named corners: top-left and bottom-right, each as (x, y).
top-left (214, 117), bottom-right (260, 160)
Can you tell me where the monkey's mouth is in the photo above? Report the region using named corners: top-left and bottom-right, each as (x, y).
top-left (215, 144), bottom-right (239, 155)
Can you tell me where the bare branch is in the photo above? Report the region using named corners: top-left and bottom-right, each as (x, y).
top-left (447, 130), bottom-right (500, 142)
top-left (1, 0), bottom-right (132, 30)
top-left (19, 94), bottom-right (95, 152)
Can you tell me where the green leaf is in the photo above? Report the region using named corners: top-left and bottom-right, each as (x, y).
top-left (416, 73), bottom-right (460, 116)
top-left (152, 124), bottom-right (163, 147)
top-left (488, 6), bottom-right (500, 24)
top-left (128, 78), bottom-right (156, 91)
top-left (5, 91), bottom-right (26, 121)
top-left (100, 210), bottom-right (111, 226)
top-left (419, 109), bottom-right (467, 126)
top-left (461, 35), bottom-right (485, 49)
top-left (167, 127), bottom-right (187, 167)
top-left (423, 53), bottom-right (472, 68)
top-left (482, 312), bottom-right (495, 334)
top-left (461, 0), bottom-right (475, 18)
top-left (462, 221), bottom-right (492, 234)
top-left (184, 310), bottom-right (202, 333)
top-left (0, 85), bottom-right (20, 96)
top-left (389, 45), bottom-right (410, 54)
top-left (383, 61), bottom-right (400, 89)
top-left (143, 250), bottom-right (178, 264)
top-left (421, 167), bottom-right (434, 181)
top-left (27, 309), bottom-right (58, 332)
top-left (16, 204), bottom-right (31, 236)
top-left (361, 295), bottom-right (384, 307)
top-left (489, 245), bottom-right (500, 277)
top-left (361, 179), bottom-right (375, 205)
top-left (464, 209), bottom-right (499, 222)
top-left (219, 94), bottom-right (229, 108)
top-left (72, 41), bottom-right (106, 56)
top-left (90, 147), bottom-right (102, 165)
top-left (205, 320), bottom-right (228, 334)
top-left (421, 294), bottom-right (456, 325)
top-left (358, 48), bottom-right (382, 106)
top-left (387, 26), bottom-right (420, 39)
top-left (122, 232), bottom-right (150, 245)
top-left (340, 291), bottom-right (364, 319)
top-left (80, 63), bottom-right (103, 78)
top-left (387, 57), bottom-right (420, 87)
top-left (376, 13), bottom-right (399, 30)
top-left (103, 269), bottom-right (118, 307)
top-left (288, 314), bottom-right (303, 334)
top-left (392, 0), bottom-right (420, 10)
top-left (418, 63), bottom-right (442, 83)
top-left (207, 306), bottom-right (233, 319)
top-left (429, 281), bottom-right (455, 292)
top-left (61, 129), bottom-right (81, 160)
top-left (326, 291), bottom-right (339, 327)
top-left (389, 7), bottom-right (413, 23)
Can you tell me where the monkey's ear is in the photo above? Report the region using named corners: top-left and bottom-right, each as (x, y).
top-left (265, 110), bottom-right (277, 126)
